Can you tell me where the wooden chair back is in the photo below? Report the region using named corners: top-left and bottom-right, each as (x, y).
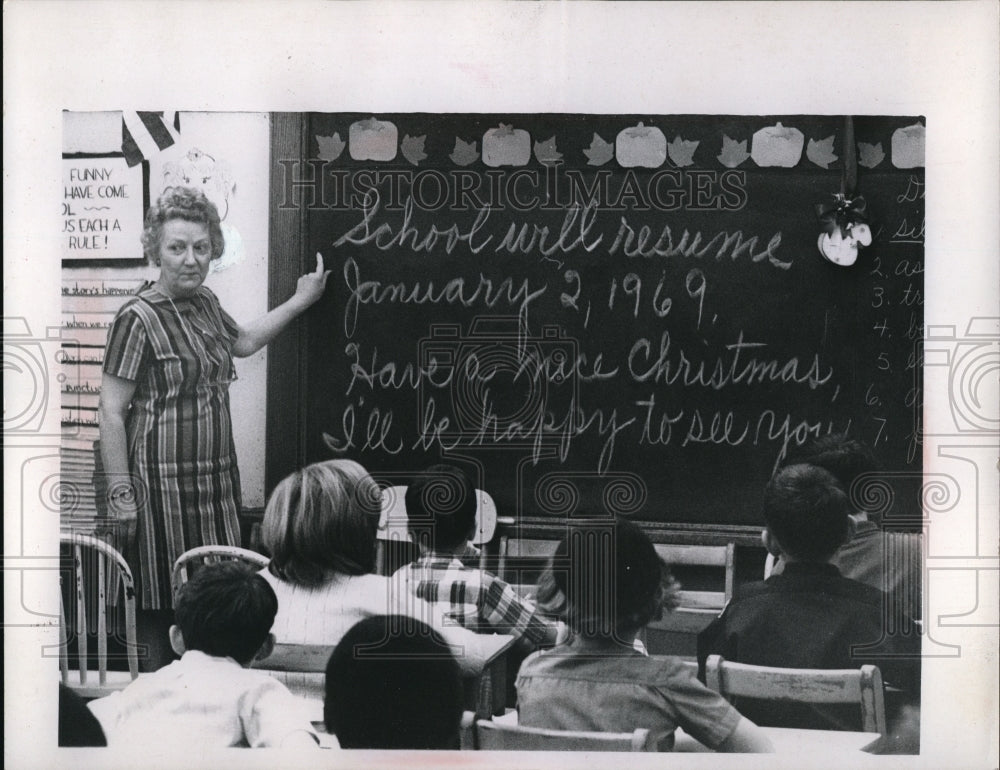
top-left (649, 543), bottom-right (736, 630)
top-left (255, 642), bottom-right (332, 673)
top-left (58, 533), bottom-right (139, 697)
top-left (496, 536), bottom-right (559, 584)
top-left (631, 542), bottom-right (736, 650)
top-left (460, 712), bottom-right (654, 752)
top-left (704, 654), bottom-right (887, 734)
top-left (375, 485), bottom-right (498, 575)
top-left (654, 542), bottom-right (735, 609)
top-left (497, 539), bottom-right (736, 619)
top-left (171, 545), bottom-right (270, 598)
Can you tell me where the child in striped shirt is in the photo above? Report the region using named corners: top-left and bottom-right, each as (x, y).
top-left (393, 464), bottom-right (558, 648)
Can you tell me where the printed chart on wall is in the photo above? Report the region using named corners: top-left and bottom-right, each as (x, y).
top-left (296, 114), bottom-right (925, 529)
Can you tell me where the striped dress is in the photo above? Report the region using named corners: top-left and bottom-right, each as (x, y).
top-left (103, 282), bottom-right (242, 609)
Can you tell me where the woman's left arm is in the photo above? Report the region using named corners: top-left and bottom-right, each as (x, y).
top-left (232, 253), bottom-right (331, 358)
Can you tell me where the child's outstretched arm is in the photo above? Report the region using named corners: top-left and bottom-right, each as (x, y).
top-left (714, 717), bottom-right (774, 753)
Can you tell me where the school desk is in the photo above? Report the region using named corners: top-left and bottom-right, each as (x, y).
top-left (675, 725), bottom-right (884, 755)
top-left (295, 632), bottom-right (517, 727)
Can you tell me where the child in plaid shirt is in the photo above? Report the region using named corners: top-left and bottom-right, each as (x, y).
top-left (392, 465), bottom-right (558, 647)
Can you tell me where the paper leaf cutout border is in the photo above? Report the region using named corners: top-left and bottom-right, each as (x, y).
top-left (807, 135), bottom-right (838, 169)
top-left (583, 133), bottom-right (614, 166)
top-left (857, 142), bottom-right (885, 169)
top-left (718, 135), bottom-right (750, 168)
top-left (450, 138), bottom-right (479, 166)
top-left (667, 136), bottom-right (699, 167)
top-left (316, 133), bottom-right (345, 162)
top-left (400, 135), bottom-right (427, 166)
top-left (534, 136), bottom-right (563, 165)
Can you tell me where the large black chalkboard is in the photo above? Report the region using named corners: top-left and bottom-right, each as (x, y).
top-left (280, 114), bottom-right (923, 530)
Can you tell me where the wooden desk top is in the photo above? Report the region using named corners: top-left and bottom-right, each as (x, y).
top-left (448, 631), bottom-right (517, 674)
top-left (675, 726), bottom-right (883, 755)
top-left (260, 631), bottom-right (515, 677)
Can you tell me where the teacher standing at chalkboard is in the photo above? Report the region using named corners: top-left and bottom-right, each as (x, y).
top-left (98, 186), bottom-right (329, 669)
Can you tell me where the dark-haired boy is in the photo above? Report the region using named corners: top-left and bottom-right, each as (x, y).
top-left (771, 434), bottom-right (922, 622)
top-left (393, 464), bottom-right (557, 647)
top-left (325, 615), bottom-right (465, 749)
top-left (87, 561), bottom-right (318, 748)
top-left (697, 464), bottom-right (920, 730)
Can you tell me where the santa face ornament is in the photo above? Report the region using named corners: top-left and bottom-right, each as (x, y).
top-left (818, 221), bottom-right (873, 267)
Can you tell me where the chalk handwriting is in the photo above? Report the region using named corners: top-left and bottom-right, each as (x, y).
top-left (341, 256), bottom-right (548, 337)
top-left (895, 176), bottom-right (925, 203)
top-left (608, 217), bottom-right (791, 269)
top-left (627, 331), bottom-right (834, 390)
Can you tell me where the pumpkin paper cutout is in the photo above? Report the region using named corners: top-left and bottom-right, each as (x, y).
top-left (616, 122), bottom-right (667, 168)
top-left (401, 135), bottom-right (427, 166)
top-left (667, 136), bottom-right (699, 167)
top-left (534, 136), bottom-right (562, 165)
top-left (584, 133), bottom-right (614, 166)
top-left (807, 135), bottom-right (838, 169)
top-left (751, 122), bottom-right (805, 167)
top-left (718, 135), bottom-right (750, 168)
top-left (891, 123), bottom-right (925, 169)
top-left (858, 142), bottom-right (886, 169)
top-left (450, 138), bottom-right (479, 166)
top-left (349, 118), bottom-right (398, 162)
top-left (482, 124), bottom-right (531, 167)
top-left (316, 133), bottom-right (346, 162)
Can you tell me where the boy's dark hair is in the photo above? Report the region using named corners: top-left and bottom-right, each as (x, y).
top-left (782, 433), bottom-right (879, 499)
top-left (763, 464), bottom-right (851, 561)
top-left (174, 561), bottom-right (278, 665)
top-left (324, 615), bottom-right (463, 750)
top-left (404, 464), bottom-right (477, 552)
top-left (536, 518), bottom-right (678, 640)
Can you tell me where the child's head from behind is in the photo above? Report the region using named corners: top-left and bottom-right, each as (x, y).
top-left (404, 464), bottom-right (477, 553)
top-left (782, 433), bottom-right (878, 505)
top-left (324, 615), bottom-right (463, 750)
top-left (172, 561), bottom-right (277, 665)
top-left (537, 518), bottom-right (678, 642)
top-left (763, 463), bottom-right (851, 562)
top-left (263, 459), bottom-right (382, 585)
top-left (782, 433), bottom-right (879, 518)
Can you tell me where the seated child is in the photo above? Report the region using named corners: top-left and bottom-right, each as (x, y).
top-left (770, 434), bottom-right (922, 622)
top-left (516, 518), bottom-right (773, 753)
top-left (87, 561), bottom-right (318, 749)
top-left (324, 615), bottom-right (464, 749)
top-left (393, 464), bottom-right (558, 647)
top-left (697, 463), bottom-right (921, 730)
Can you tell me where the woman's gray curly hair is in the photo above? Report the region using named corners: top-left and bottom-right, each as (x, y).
top-left (141, 186), bottom-right (225, 264)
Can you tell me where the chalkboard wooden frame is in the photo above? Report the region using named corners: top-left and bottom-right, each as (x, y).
top-left (266, 113), bottom-right (310, 491)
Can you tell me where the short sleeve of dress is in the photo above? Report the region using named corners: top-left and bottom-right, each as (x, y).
top-left (103, 308), bottom-right (148, 382)
top-left (658, 662), bottom-right (742, 750)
